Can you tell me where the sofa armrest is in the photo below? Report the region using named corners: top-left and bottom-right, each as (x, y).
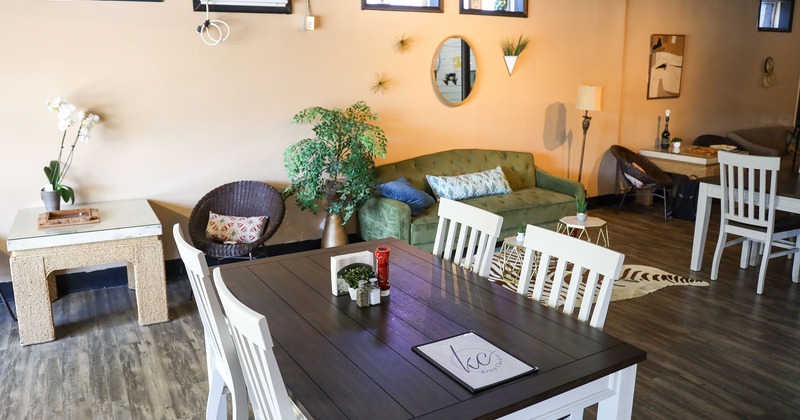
top-left (357, 197), bottom-right (412, 242)
top-left (535, 167), bottom-right (585, 197)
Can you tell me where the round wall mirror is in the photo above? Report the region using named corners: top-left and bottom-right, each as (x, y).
top-left (432, 36), bottom-right (477, 106)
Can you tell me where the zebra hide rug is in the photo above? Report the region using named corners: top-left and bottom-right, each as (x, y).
top-left (489, 253), bottom-right (709, 303)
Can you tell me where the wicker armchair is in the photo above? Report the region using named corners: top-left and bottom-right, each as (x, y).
top-left (188, 181), bottom-right (285, 259)
top-left (610, 145), bottom-right (674, 220)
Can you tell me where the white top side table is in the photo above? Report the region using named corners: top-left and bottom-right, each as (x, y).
top-left (499, 236), bottom-right (526, 283)
top-left (6, 199), bottom-right (168, 346)
top-left (556, 216), bottom-right (610, 248)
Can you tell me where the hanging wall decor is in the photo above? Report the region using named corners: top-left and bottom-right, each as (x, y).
top-left (362, 0), bottom-right (442, 13)
top-left (394, 34), bottom-right (413, 53)
top-left (371, 73), bottom-right (390, 94)
top-left (647, 34), bottom-right (685, 100)
top-left (192, 0), bottom-right (291, 14)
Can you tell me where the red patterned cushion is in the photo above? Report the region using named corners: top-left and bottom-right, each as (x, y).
top-left (205, 211), bottom-right (268, 244)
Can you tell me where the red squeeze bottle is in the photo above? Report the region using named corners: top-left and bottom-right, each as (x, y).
top-left (375, 246), bottom-right (390, 296)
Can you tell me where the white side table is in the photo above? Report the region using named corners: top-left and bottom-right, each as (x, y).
top-left (499, 236), bottom-right (526, 282)
top-left (7, 199), bottom-right (168, 346)
top-left (556, 216), bottom-right (610, 248)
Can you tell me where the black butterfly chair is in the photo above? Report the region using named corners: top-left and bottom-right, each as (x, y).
top-left (609, 145), bottom-right (674, 220)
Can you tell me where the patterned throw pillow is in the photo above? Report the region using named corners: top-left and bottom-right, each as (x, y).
top-left (205, 212), bottom-right (268, 244)
top-left (426, 166), bottom-right (512, 201)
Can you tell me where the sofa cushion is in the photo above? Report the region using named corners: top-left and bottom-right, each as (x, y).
top-left (376, 177), bottom-right (435, 216)
top-left (375, 149), bottom-right (537, 193)
top-left (410, 187), bottom-right (574, 247)
top-left (426, 166), bottom-right (512, 201)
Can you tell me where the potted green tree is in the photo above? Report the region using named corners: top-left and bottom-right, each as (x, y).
top-left (283, 101), bottom-right (388, 248)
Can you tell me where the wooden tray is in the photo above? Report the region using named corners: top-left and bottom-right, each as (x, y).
top-left (38, 208), bottom-right (100, 228)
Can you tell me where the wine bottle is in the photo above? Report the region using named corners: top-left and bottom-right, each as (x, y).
top-left (660, 109), bottom-right (671, 150)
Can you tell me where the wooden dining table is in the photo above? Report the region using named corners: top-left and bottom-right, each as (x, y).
top-left (219, 238), bottom-right (646, 419)
top-left (690, 158), bottom-right (800, 272)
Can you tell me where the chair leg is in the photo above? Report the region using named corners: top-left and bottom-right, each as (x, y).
top-left (739, 239), bottom-right (751, 269)
top-left (661, 187), bottom-right (669, 221)
top-left (756, 239), bottom-right (773, 295)
top-left (710, 230), bottom-right (728, 281)
top-left (616, 187), bottom-right (631, 214)
top-left (793, 236), bottom-right (800, 284)
top-left (207, 367), bottom-right (228, 420)
top-left (0, 287), bottom-right (16, 321)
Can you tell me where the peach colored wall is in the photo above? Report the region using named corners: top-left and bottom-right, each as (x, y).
top-left (1, 0), bottom-right (797, 285)
top-left (618, 0), bottom-right (800, 158)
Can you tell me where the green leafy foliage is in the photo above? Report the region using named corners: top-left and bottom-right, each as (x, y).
top-left (500, 34), bottom-right (530, 56)
top-left (340, 264), bottom-right (375, 288)
top-left (575, 190), bottom-right (588, 213)
top-left (283, 101), bottom-right (388, 224)
top-left (43, 160), bottom-right (75, 204)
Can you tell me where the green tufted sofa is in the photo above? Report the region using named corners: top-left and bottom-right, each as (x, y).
top-left (357, 149), bottom-right (584, 252)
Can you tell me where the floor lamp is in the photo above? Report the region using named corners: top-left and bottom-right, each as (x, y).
top-left (576, 85), bottom-right (604, 183)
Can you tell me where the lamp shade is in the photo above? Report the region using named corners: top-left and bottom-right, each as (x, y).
top-left (577, 85), bottom-right (604, 112)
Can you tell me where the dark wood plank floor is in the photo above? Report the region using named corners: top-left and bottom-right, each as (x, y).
top-left (1, 202), bottom-right (799, 418)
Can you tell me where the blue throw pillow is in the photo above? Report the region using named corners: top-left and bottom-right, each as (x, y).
top-left (376, 177), bottom-right (436, 216)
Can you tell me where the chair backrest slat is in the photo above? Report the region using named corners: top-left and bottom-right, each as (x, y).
top-left (431, 198), bottom-right (504, 277)
top-left (516, 225), bottom-right (625, 329)
top-left (213, 267), bottom-right (299, 420)
top-left (718, 152), bottom-right (780, 231)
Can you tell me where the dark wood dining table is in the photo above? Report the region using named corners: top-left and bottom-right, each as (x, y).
top-left (219, 238), bottom-right (646, 419)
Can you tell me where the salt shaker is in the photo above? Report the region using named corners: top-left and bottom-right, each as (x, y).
top-left (369, 278), bottom-right (381, 306)
top-left (356, 280), bottom-right (370, 308)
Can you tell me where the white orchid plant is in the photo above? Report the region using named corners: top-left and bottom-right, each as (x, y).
top-left (44, 97), bottom-right (100, 204)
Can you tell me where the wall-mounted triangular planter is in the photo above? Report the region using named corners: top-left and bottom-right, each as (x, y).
top-left (504, 55), bottom-right (518, 75)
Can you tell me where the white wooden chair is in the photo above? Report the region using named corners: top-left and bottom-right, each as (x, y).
top-left (710, 152), bottom-right (800, 294)
top-left (516, 225), bottom-right (625, 330)
top-left (432, 198), bottom-right (504, 277)
top-left (212, 267), bottom-right (306, 420)
top-left (172, 224), bottom-right (248, 420)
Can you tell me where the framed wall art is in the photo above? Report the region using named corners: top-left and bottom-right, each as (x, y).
top-left (647, 34), bottom-right (685, 100)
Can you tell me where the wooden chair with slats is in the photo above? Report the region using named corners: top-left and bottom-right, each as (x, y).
top-left (212, 267), bottom-right (306, 420)
top-left (432, 198), bottom-right (504, 277)
top-left (516, 224), bottom-right (625, 330)
top-left (173, 224), bottom-right (248, 420)
top-left (710, 152), bottom-right (800, 294)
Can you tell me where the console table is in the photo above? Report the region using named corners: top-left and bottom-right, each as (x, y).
top-left (639, 147), bottom-right (721, 178)
top-left (6, 199), bottom-right (168, 346)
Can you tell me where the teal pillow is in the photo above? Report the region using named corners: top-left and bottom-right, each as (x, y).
top-left (377, 177), bottom-right (435, 216)
top-left (426, 166), bottom-right (512, 201)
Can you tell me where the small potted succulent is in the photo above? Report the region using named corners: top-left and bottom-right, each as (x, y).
top-left (671, 137), bottom-right (683, 153)
top-left (339, 264), bottom-right (375, 301)
top-left (516, 224), bottom-right (526, 242)
top-left (576, 190), bottom-right (588, 222)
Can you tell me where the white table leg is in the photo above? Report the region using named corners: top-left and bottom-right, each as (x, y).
top-left (691, 182), bottom-right (713, 271)
top-left (597, 364), bottom-right (637, 419)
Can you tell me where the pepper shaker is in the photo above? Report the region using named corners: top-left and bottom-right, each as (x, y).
top-left (356, 280), bottom-right (370, 308)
